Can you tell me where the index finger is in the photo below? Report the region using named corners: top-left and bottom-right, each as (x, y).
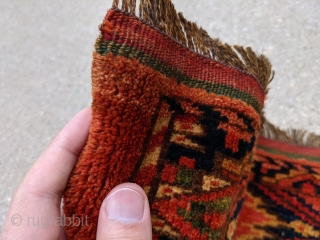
top-left (20, 108), bottom-right (91, 203)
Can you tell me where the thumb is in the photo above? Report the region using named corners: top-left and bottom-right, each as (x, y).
top-left (96, 183), bottom-right (152, 240)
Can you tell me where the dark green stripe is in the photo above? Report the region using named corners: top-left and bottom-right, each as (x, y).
top-left (96, 40), bottom-right (262, 113)
top-left (257, 145), bottom-right (320, 162)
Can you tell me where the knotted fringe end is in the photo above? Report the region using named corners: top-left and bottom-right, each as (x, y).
top-left (261, 117), bottom-right (320, 148)
top-left (110, 0), bottom-right (273, 93)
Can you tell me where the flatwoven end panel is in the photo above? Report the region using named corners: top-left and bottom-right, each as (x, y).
top-left (232, 137), bottom-right (320, 240)
top-left (63, 2), bottom-right (271, 239)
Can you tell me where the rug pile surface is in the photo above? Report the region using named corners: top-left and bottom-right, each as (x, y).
top-left (231, 135), bottom-right (320, 239)
top-left (63, 1), bottom-right (319, 239)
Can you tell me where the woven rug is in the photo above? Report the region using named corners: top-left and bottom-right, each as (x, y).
top-left (231, 126), bottom-right (320, 240)
top-left (60, 1), bottom-right (320, 239)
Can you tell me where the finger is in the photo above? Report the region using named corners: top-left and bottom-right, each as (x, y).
top-left (20, 107), bottom-right (91, 203)
top-left (96, 183), bottom-right (152, 240)
top-left (1, 108), bottom-right (91, 240)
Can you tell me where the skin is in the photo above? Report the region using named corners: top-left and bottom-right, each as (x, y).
top-left (1, 108), bottom-right (152, 240)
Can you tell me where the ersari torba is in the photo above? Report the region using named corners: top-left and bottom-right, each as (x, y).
top-left (62, 0), bottom-right (319, 239)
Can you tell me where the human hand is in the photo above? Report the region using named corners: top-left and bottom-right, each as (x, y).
top-left (1, 108), bottom-right (152, 240)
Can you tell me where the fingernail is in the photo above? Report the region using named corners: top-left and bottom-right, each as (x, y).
top-left (105, 188), bottom-right (144, 223)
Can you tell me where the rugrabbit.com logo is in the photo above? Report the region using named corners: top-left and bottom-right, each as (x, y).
top-left (10, 214), bottom-right (89, 228)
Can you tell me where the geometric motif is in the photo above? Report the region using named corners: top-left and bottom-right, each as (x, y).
top-left (131, 97), bottom-right (257, 239)
top-left (232, 137), bottom-right (320, 240)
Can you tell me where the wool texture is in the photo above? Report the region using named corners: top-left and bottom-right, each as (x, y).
top-left (231, 137), bottom-right (320, 240)
top-left (62, 1), bottom-right (274, 239)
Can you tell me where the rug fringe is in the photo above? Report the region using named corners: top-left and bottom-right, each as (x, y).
top-left (111, 0), bottom-right (274, 93)
top-left (110, 1), bottom-right (320, 148)
top-left (260, 117), bottom-right (320, 148)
